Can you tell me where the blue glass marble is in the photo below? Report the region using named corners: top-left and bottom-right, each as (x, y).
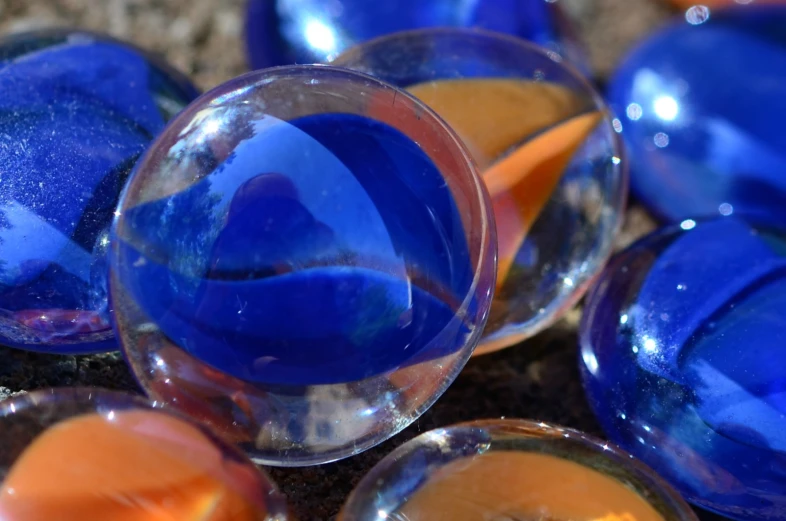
top-left (0, 29), bottom-right (199, 353)
top-left (109, 65), bottom-right (495, 465)
top-left (580, 217), bottom-right (786, 521)
top-left (609, 6), bottom-right (786, 226)
top-left (244, 0), bottom-right (588, 74)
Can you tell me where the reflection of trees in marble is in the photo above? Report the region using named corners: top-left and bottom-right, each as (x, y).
top-left (147, 109), bottom-right (260, 281)
top-left (164, 179), bottom-right (224, 284)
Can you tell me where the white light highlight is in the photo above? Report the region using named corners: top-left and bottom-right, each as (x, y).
top-left (626, 103), bottom-right (643, 121)
top-left (680, 219), bottom-right (696, 230)
top-left (304, 19), bottom-right (337, 53)
top-left (653, 96), bottom-right (679, 121)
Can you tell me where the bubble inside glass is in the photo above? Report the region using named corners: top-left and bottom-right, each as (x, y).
top-left (338, 419), bottom-right (697, 521)
top-left (0, 388), bottom-right (288, 520)
top-left (334, 29), bottom-right (626, 354)
top-left (0, 29), bottom-right (199, 353)
top-left (110, 65), bottom-right (495, 466)
top-left (581, 217), bottom-right (786, 521)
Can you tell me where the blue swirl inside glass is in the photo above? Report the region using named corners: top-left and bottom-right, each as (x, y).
top-left (114, 112), bottom-right (474, 386)
top-left (0, 31), bottom-right (198, 353)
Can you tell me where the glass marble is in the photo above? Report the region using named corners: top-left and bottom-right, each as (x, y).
top-left (109, 65), bottom-right (496, 466)
top-left (0, 388), bottom-right (289, 521)
top-left (335, 29), bottom-right (625, 354)
top-left (338, 419), bottom-right (697, 521)
top-left (0, 28), bottom-right (200, 354)
top-left (580, 217), bottom-right (786, 521)
top-left (244, 0), bottom-right (589, 74)
top-left (609, 6), bottom-right (786, 226)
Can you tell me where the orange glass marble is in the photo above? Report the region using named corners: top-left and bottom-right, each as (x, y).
top-left (335, 29), bottom-right (626, 354)
top-left (338, 420), bottom-right (698, 521)
top-left (0, 388), bottom-right (289, 521)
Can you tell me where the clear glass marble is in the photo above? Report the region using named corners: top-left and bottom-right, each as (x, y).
top-left (109, 65), bottom-right (496, 466)
top-left (0, 29), bottom-right (199, 353)
top-left (334, 29), bottom-right (626, 354)
top-left (339, 419), bottom-right (697, 521)
top-left (0, 388), bottom-right (289, 520)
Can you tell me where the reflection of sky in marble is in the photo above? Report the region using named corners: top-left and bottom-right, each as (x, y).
top-left (205, 115), bottom-right (403, 275)
top-left (0, 203), bottom-right (91, 285)
top-left (630, 219), bottom-right (786, 452)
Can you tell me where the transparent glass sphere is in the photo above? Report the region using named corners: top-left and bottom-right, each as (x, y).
top-left (0, 388), bottom-right (289, 520)
top-left (581, 217), bottom-right (786, 521)
top-left (0, 28), bottom-right (199, 354)
top-left (338, 419), bottom-right (697, 521)
top-left (334, 29), bottom-right (626, 354)
top-left (109, 65), bottom-right (496, 466)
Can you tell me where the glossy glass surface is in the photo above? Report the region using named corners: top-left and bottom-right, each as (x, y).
top-left (244, 0), bottom-right (588, 73)
top-left (339, 419), bottom-right (697, 521)
top-left (609, 6), bottom-right (786, 226)
top-left (581, 218), bottom-right (786, 521)
top-left (0, 29), bottom-right (199, 354)
top-left (0, 388), bottom-right (288, 520)
top-left (110, 65), bottom-right (495, 466)
top-left (335, 29), bottom-right (625, 354)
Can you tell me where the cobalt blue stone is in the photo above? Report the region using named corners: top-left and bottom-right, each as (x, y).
top-left (609, 6), bottom-right (786, 226)
top-left (115, 112), bottom-right (473, 386)
top-left (244, 0), bottom-right (588, 74)
top-left (580, 217), bottom-right (786, 521)
top-left (0, 29), bottom-right (199, 353)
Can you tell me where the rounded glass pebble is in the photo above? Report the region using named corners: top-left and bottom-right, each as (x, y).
top-left (0, 29), bottom-right (199, 354)
top-left (0, 388), bottom-right (289, 520)
top-left (339, 419), bottom-right (697, 521)
top-left (609, 6), bottom-right (786, 226)
top-left (109, 65), bottom-right (496, 466)
top-left (244, 0), bottom-right (588, 74)
top-left (335, 29), bottom-right (626, 354)
top-left (581, 217), bottom-right (786, 521)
